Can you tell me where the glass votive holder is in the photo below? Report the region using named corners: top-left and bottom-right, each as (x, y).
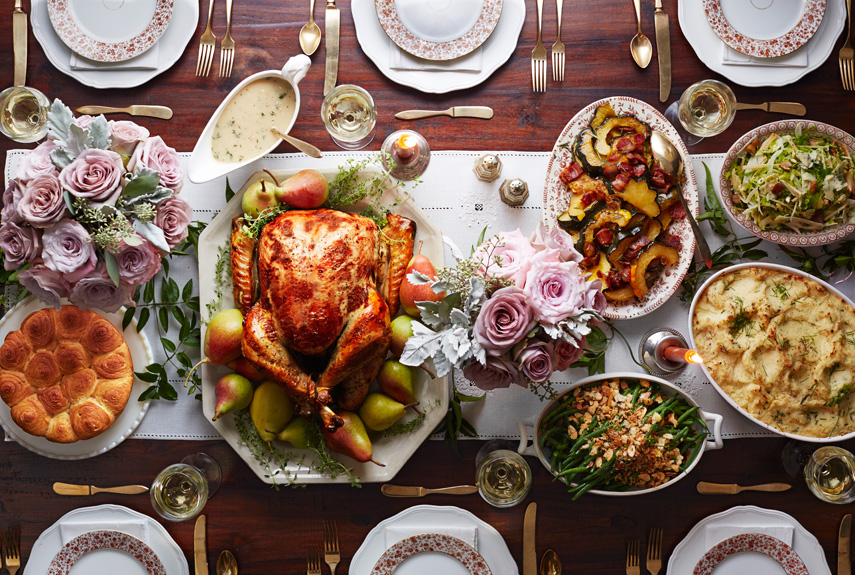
top-left (321, 84), bottom-right (377, 150)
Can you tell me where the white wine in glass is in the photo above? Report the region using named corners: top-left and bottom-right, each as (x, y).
top-left (0, 86), bottom-right (50, 143)
top-left (676, 79), bottom-right (737, 138)
top-left (321, 85), bottom-right (377, 150)
top-left (476, 448), bottom-right (532, 508)
top-left (150, 453), bottom-right (222, 522)
top-left (804, 446), bottom-right (855, 504)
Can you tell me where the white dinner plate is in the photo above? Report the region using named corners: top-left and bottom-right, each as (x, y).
top-left (668, 506), bottom-right (831, 575)
top-left (31, 0), bottom-right (198, 88)
top-left (0, 296), bottom-right (153, 460)
top-left (679, 0), bottom-right (844, 87)
top-left (26, 505), bottom-right (189, 575)
top-left (352, 0), bottom-right (524, 93)
top-left (351, 506), bottom-right (518, 575)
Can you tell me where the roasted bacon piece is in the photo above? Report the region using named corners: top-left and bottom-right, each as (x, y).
top-left (230, 217), bottom-right (257, 316)
top-left (560, 162), bottom-right (585, 183)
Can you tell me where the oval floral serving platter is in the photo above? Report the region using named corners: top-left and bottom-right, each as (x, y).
top-left (693, 533), bottom-right (809, 575)
top-left (719, 120), bottom-right (855, 246)
top-left (702, 0), bottom-right (825, 58)
top-left (47, 530), bottom-right (166, 575)
top-left (542, 96), bottom-right (700, 320)
top-left (371, 533), bottom-right (492, 575)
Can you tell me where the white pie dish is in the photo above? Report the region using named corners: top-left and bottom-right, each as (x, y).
top-left (187, 55), bottom-right (311, 184)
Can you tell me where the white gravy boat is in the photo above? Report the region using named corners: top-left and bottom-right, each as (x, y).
top-left (187, 54), bottom-right (311, 184)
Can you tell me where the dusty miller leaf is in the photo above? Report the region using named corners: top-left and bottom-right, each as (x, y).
top-left (47, 99), bottom-right (74, 143)
top-left (88, 116), bottom-right (111, 149)
top-left (133, 219), bottom-right (170, 252)
top-left (407, 269), bottom-right (431, 285)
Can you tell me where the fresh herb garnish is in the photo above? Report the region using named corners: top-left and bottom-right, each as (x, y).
top-left (728, 297), bottom-right (755, 339)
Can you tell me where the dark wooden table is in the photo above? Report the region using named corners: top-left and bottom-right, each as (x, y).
top-left (1, 1), bottom-right (855, 573)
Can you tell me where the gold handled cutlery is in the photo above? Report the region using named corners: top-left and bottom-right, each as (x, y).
top-left (271, 128), bottom-right (323, 158)
top-left (324, 0), bottom-right (340, 96)
top-left (551, 0), bottom-right (565, 81)
top-left (395, 107), bottom-right (493, 120)
top-left (12, 0), bottom-right (27, 87)
top-left (531, 0), bottom-right (547, 92)
top-left (626, 539), bottom-right (640, 575)
top-left (219, 0), bottom-right (235, 77)
top-left (381, 484), bottom-right (478, 497)
top-left (53, 481), bottom-right (150, 495)
top-left (696, 481), bottom-right (792, 494)
top-left (523, 502), bottom-right (537, 575)
top-left (195, 0), bottom-right (217, 76)
top-left (840, 0), bottom-right (853, 90)
top-left (630, 0), bottom-right (652, 68)
top-left (654, 0), bottom-right (671, 102)
top-left (76, 105), bottom-right (173, 119)
top-left (194, 515), bottom-right (208, 575)
top-left (735, 102), bottom-right (807, 116)
top-left (646, 528), bottom-right (663, 575)
top-left (841, 514), bottom-right (852, 575)
top-left (323, 520), bottom-right (340, 575)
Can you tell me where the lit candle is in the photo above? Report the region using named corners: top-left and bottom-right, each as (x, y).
top-left (395, 134), bottom-right (418, 163)
top-left (663, 346), bottom-right (704, 365)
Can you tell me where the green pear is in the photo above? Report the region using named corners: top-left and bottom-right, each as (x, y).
top-left (212, 374), bottom-right (253, 421)
top-left (323, 411), bottom-right (384, 466)
top-left (390, 315), bottom-right (418, 357)
top-left (399, 241), bottom-right (445, 317)
top-left (272, 169), bottom-right (329, 209)
top-left (250, 381), bottom-right (294, 445)
top-left (377, 360), bottom-right (417, 405)
top-left (275, 416), bottom-right (310, 449)
top-left (241, 179), bottom-right (279, 218)
top-left (185, 308), bottom-right (244, 387)
top-left (359, 392), bottom-right (413, 432)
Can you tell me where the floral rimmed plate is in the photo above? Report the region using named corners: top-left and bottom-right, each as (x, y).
top-left (542, 96), bottom-right (699, 320)
top-left (702, 0), bottom-right (826, 58)
top-left (719, 120), bottom-right (855, 247)
top-left (694, 533), bottom-right (809, 575)
top-left (372, 533), bottom-right (492, 575)
top-left (47, 0), bottom-right (174, 63)
top-left (375, 0), bottom-right (502, 61)
top-left (48, 530), bottom-right (166, 575)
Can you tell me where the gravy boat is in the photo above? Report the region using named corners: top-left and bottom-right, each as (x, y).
top-left (187, 54), bottom-right (311, 184)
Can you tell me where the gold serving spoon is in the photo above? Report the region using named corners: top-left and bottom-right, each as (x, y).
top-left (217, 550), bottom-right (238, 575)
top-left (270, 128), bottom-right (322, 158)
top-left (299, 0), bottom-right (321, 55)
top-left (540, 549), bottom-right (562, 575)
top-left (630, 0), bottom-right (652, 68)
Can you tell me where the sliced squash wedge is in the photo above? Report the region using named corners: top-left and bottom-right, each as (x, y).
top-left (604, 285), bottom-right (635, 301)
top-left (629, 243), bottom-right (679, 298)
top-left (641, 218), bottom-right (662, 242)
top-left (589, 251), bottom-right (612, 283)
top-left (558, 199), bottom-right (607, 233)
top-left (575, 129), bottom-right (607, 172)
top-left (594, 115), bottom-right (651, 156)
top-left (616, 179), bottom-right (660, 218)
top-left (590, 103), bottom-right (616, 130)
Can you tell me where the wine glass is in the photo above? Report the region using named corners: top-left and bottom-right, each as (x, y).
top-left (782, 441), bottom-right (855, 504)
top-left (475, 440), bottom-right (532, 508)
top-left (150, 453), bottom-right (222, 522)
top-left (664, 79), bottom-right (736, 147)
top-left (321, 84), bottom-right (377, 150)
top-left (0, 85), bottom-right (50, 143)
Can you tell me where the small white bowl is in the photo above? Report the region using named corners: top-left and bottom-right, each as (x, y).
top-left (187, 54), bottom-right (311, 184)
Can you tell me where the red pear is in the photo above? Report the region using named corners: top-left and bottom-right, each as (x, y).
top-left (399, 242), bottom-right (445, 317)
top-left (185, 308), bottom-right (244, 387)
top-left (323, 411), bottom-right (384, 466)
top-left (212, 374), bottom-right (253, 421)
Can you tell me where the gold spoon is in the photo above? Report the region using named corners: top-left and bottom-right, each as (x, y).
top-left (540, 549), bottom-right (562, 575)
top-left (217, 550), bottom-right (238, 575)
top-left (299, 0), bottom-right (321, 55)
top-left (271, 128), bottom-right (322, 158)
top-left (630, 0), bottom-right (652, 68)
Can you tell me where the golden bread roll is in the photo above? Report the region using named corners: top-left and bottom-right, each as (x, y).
top-left (0, 306), bottom-right (134, 443)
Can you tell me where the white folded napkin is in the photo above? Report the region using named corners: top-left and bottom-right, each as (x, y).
top-left (70, 44), bottom-right (160, 71)
top-left (59, 519), bottom-right (150, 545)
top-left (389, 40), bottom-right (483, 72)
top-left (704, 524), bottom-right (794, 549)
top-left (385, 525), bottom-right (478, 550)
top-left (720, 42), bottom-right (809, 68)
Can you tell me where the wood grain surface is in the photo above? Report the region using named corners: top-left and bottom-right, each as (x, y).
top-left (1, 1), bottom-right (854, 573)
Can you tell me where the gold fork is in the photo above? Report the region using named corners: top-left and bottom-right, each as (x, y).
top-left (551, 0), bottom-right (565, 81)
top-left (307, 547), bottom-right (322, 575)
top-left (646, 528), bottom-right (663, 575)
top-left (195, 0), bottom-right (217, 76)
top-left (841, 0), bottom-right (853, 90)
top-left (531, 0), bottom-right (547, 92)
top-left (323, 520), bottom-right (341, 575)
top-left (4, 527), bottom-right (20, 575)
top-left (626, 539), bottom-right (640, 575)
top-left (219, 0), bottom-right (235, 77)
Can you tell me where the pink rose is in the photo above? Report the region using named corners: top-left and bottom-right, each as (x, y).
top-left (474, 286), bottom-right (533, 355)
top-left (0, 222), bottom-right (40, 270)
top-left (530, 222), bottom-right (582, 263)
top-left (155, 195), bottom-right (193, 248)
top-left (553, 337), bottom-right (585, 371)
top-left (41, 219), bottom-right (97, 283)
top-left (517, 340), bottom-right (554, 382)
top-left (472, 229), bottom-right (536, 288)
top-left (18, 264), bottom-right (71, 311)
top-left (18, 174), bottom-right (67, 227)
top-left (530, 247), bottom-right (561, 265)
top-left (116, 235), bottom-right (161, 288)
top-left (16, 140), bottom-right (59, 182)
top-left (129, 136), bottom-right (183, 192)
top-left (60, 149), bottom-right (124, 202)
top-left (524, 259), bottom-right (587, 324)
top-left (109, 120), bottom-right (150, 156)
top-left (75, 115), bottom-right (95, 129)
top-left (584, 279), bottom-right (606, 318)
top-left (2, 181), bottom-right (23, 224)
top-left (463, 355), bottom-right (525, 391)
top-left (69, 264), bottom-right (131, 313)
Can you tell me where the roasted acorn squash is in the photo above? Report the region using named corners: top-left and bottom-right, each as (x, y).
top-left (575, 129), bottom-right (607, 172)
top-left (590, 103), bottom-right (616, 130)
top-left (594, 116), bottom-right (651, 156)
top-left (604, 285), bottom-right (635, 301)
top-left (629, 243), bottom-right (679, 298)
top-left (558, 199), bottom-right (606, 233)
top-left (616, 179), bottom-right (661, 218)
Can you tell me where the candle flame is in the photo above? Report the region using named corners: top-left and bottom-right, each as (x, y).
top-left (685, 350), bottom-right (703, 364)
top-left (397, 134), bottom-right (418, 150)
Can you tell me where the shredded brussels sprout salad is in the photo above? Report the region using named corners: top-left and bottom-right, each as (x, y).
top-left (725, 128), bottom-right (855, 233)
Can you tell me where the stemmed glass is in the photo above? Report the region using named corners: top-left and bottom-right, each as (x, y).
top-left (150, 453), bottom-right (222, 522)
top-left (782, 441), bottom-right (855, 504)
top-left (475, 440), bottom-right (532, 508)
top-left (0, 85), bottom-right (50, 143)
top-left (664, 79), bottom-right (737, 147)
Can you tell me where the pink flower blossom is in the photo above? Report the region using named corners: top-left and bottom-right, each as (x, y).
top-left (16, 140), bottom-right (59, 182)
top-left (517, 340), bottom-right (554, 382)
top-left (463, 355), bottom-right (525, 391)
top-left (472, 229), bottom-right (536, 288)
top-left (18, 174), bottom-right (67, 227)
top-left (60, 149), bottom-right (124, 202)
top-left (115, 234), bottom-right (161, 288)
top-left (530, 222), bottom-right (582, 263)
top-left (473, 286), bottom-right (533, 355)
top-left (0, 222), bottom-right (40, 270)
top-left (2, 181), bottom-right (23, 224)
top-left (18, 264), bottom-right (71, 311)
top-left (155, 195), bottom-right (192, 248)
top-left (41, 219), bottom-right (97, 283)
top-left (109, 120), bottom-right (150, 156)
top-left (553, 337), bottom-right (585, 371)
top-left (129, 135), bottom-right (183, 192)
top-left (523, 259), bottom-right (587, 324)
top-left (69, 265), bottom-right (131, 313)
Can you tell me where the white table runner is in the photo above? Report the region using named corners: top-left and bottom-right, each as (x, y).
top-left (5, 149), bottom-right (817, 441)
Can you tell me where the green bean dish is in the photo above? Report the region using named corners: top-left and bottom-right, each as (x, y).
top-left (538, 378), bottom-right (707, 499)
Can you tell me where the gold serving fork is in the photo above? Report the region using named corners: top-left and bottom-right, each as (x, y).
top-left (307, 547), bottom-right (322, 575)
top-left (625, 539), bottom-right (640, 575)
top-left (195, 0), bottom-right (217, 76)
top-left (646, 528), bottom-right (663, 575)
top-left (531, 0), bottom-right (547, 92)
top-left (551, 0), bottom-right (565, 81)
top-left (4, 527), bottom-right (20, 575)
top-left (841, 0), bottom-right (853, 90)
top-left (323, 520), bottom-right (341, 575)
top-left (219, 0), bottom-right (235, 77)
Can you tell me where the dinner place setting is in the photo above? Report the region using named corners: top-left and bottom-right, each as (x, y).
top-left (2, 0), bottom-right (855, 574)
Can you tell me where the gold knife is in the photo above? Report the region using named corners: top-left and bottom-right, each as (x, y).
top-left (53, 482), bottom-right (150, 496)
top-left (381, 484), bottom-right (478, 497)
top-left (76, 105), bottom-right (174, 120)
top-left (654, 0), bottom-right (671, 103)
top-left (735, 102), bottom-right (807, 116)
top-left (395, 107), bottom-right (494, 120)
top-left (323, 0), bottom-right (340, 96)
top-left (523, 502), bottom-right (537, 575)
top-left (12, 0), bottom-right (27, 87)
top-left (841, 514), bottom-right (852, 575)
top-left (195, 515), bottom-right (208, 575)
top-left (696, 481), bottom-right (792, 495)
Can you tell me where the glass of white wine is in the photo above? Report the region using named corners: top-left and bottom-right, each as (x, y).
top-left (664, 79), bottom-right (736, 146)
top-left (150, 453), bottom-right (222, 522)
top-left (321, 84), bottom-right (377, 150)
top-left (475, 441), bottom-right (532, 508)
top-left (804, 446), bottom-right (855, 504)
top-left (0, 85), bottom-right (50, 143)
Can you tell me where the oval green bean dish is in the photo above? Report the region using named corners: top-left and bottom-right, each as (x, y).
top-left (538, 378), bottom-right (707, 499)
